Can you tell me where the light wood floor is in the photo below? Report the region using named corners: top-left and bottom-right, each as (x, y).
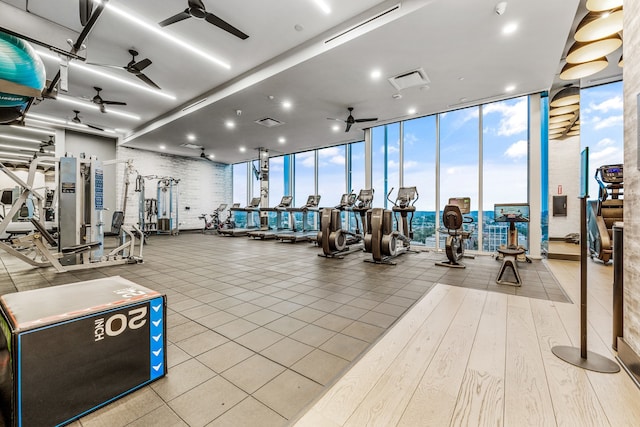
top-left (293, 259), bottom-right (640, 426)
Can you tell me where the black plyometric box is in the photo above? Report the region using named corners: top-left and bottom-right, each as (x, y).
top-left (0, 276), bottom-right (167, 427)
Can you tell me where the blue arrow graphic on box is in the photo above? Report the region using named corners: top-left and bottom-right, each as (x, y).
top-left (153, 363), bottom-right (163, 372)
top-left (152, 319), bottom-right (162, 327)
top-left (152, 304), bottom-right (161, 312)
top-left (152, 334), bottom-right (162, 342)
top-left (152, 349), bottom-right (162, 356)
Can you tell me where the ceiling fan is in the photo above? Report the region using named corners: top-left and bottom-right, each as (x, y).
top-left (328, 107), bottom-right (378, 132)
top-left (71, 110), bottom-right (104, 131)
top-left (87, 87), bottom-right (127, 113)
top-left (87, 49), bottom-right (161, 90)
top-left (158, 0), bottom-right (249, 40)
top-left (79, 0), bottom-right (92, 26)
top-left (200, 147), bottom-right (215, 161)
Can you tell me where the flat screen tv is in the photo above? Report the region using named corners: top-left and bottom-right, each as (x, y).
top-left (494, 203), bottom-right (529, 222)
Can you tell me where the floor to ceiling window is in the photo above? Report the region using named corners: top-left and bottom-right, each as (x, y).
top-left (403, 116), bottom-right (436, 246)
top-left (317, 145), bottom-right (346, 207)
top-left (269, 156), bottom-right (285, 206)
top-left (293, 150), bottom-right (316, 230)
top-left (482, 96), bottom-right (529, 251)
top-left (580, 81), bottom-right (624, 197)
top-left (439, 106), bottom-right (479, 250)
top-left (372, 124), bottom-right (400, 208)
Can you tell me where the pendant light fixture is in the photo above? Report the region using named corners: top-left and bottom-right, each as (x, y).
top-left (574, 8), bottom-right (623, 42)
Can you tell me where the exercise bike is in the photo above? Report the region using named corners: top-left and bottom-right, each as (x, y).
top-left (364, 186), bottom-right (418, 265)
top-left (198, 203), bottom-right (227, 234)
top-left (318, 189), bottom-right (373, 258)
top-left (435, 197), bottom-right (474, 268)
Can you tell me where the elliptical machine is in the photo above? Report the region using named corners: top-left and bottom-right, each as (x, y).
top-left (318, 189), bottom-right (374, 258)
top-left (435, 197), bottom-right (474, 268)
top-left (198, 203), bottom-right (227, 234)
top-left (364, 186), bottom-right (417, 265)
top-left (588, 164), bottom-right (623, 264)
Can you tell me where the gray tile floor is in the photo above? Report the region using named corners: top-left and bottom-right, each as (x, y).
top-left (0, 233), bottom-right (569, 426)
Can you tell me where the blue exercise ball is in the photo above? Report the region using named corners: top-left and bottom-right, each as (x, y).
top-left (0, 31), bottom-right (46, 123)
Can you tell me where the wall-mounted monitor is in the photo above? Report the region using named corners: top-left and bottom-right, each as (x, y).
top-left (494, 203), bottom-right (530, 222)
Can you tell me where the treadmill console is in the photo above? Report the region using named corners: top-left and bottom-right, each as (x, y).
top-left (598, 164), bottom-right (623, 184)
top-left (305, 195), bottom-right (321, 207)
top-left (280, 196), bottom-right (293, 207)
top-left (216, 204), bottom-right (227, 211)
top-left (248, 197), bottom-right (261, 208)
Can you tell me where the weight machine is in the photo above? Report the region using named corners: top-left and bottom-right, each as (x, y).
top-left (135, 175), bottom-right (179, 236)
top-left (0, 156), bottom-right (143, 272)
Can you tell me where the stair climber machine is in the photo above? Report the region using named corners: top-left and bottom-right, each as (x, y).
top-left (364, 187), bottom-right (418, 265)
top-left (248, 195), bottom-right (293, 239)
top-left (435, 197), bottom-right (475, 268)
top-left (318, 189), bottom-right (374, 258)
top-left (277, 195), bottom-right (321, 243)
top-left (219, 197), bottom-right (262, 237)
top-left (588, 164), bottom-right (623, 264)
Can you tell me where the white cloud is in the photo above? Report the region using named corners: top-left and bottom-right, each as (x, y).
top-left (404, 160), bottom-right (419, 170)
top-left (594, 115), bottom-right (623, 130)
top-left (589, 96), bottom-right (623, 113)
top-left (504, 140), bottom-right (528, 159)
top-left (483, 98), bottom-right (527, 136)
top-left (591, 146), bottom-right (622, 162)
top-left (318, 146), bottom-right (341, 158)
top-left (296, 151), bottom-right (315, 168)
top-left (404, 132), bottom-right (419, 146)
top-left (330, 155), bottom-right (345, 165)
top-left (597, 138), bottom-right (616, 147)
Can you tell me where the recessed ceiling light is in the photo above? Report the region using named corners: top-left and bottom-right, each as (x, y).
top-left (226, 120), bottom-right (236, 129)
top-left (187, 133), bottom-right (196, 141)
top-left (370, 69), bottom-right (382, 80)
top-left (505, 84), bottom-right (516, 92)
top-left (408, 108), bottom-right (416, 115)
top-left (282, 100), bottom-right (292, 109)
top-left (458, 77), bottom-right (465, 81)
top-left (208, 154), bottom-right (215, 159)
top-left (392, 93), bottom-right (402, 99)
top-left (159, 145), bottom-right (166, 150)
top-left (502, 22), bottom-right (518, 35)
top-left (278, 137), bottom-right (286, 144)
top-left (332, 124), bottom-right (340, 132)
top-left (239, 147), bottom-right (246, 153)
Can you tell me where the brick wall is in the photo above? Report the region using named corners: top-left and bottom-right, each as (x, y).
top-left (115, 147), bottom-right (232, 231)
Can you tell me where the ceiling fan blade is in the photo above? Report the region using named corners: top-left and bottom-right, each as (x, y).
top-left (136, 73), bottom-right (161, 90)
top-left (159, 10), bottom-right (191, 27)
top-left (79, 0), bottom-right (92, 26)
top-left (132, 58), bottom-right (152, 72)
top-left (188, 0), bottom-right (206, 9)
top-left (87, 124), bottom-right (104, 131)
top-left (355, 118), bottom-right (378, 123)
top-left (345, 122), bottom-right (353, 132)
top-left (204, 12), bottom-right (249, 40)
top-left (102, 101), bottom-right (127, 106)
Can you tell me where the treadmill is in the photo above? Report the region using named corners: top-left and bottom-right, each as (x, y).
top-left (277, 195), bottom-right (321, 243)
top-left (248, 195), bottom-right (293, 239)
top-left (219, 197), bottom-right (262, 237)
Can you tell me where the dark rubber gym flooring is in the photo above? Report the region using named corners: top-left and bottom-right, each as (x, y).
top-left (0, 233), bottom-right (570, 426)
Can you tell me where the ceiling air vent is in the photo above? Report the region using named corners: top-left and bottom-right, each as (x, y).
top-left (180, 143), bottom-right (203, 150)
top-left (255, 117), bottom-right (284, 128)
top-left (388, 68), bottom-right (430, 91)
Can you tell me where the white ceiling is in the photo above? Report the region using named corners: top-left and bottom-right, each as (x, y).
top-left (0, 0), bottom-right (622, 164)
